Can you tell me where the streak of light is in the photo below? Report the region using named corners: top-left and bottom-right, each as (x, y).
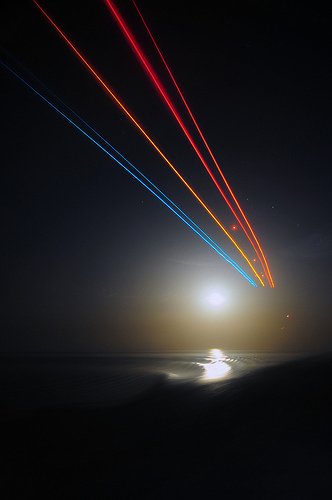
top-left (32, 0), bottom-right (265, 287)
top-left (0, 60), bottom-right (257, 286)
top-left (131, 0), bottom-right (274, 288)
top-left (105, 0), bottom-right (270, 284)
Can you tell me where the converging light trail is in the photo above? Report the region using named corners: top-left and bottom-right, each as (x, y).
top-left (32, 0), bottom-right (265, 287)
top-left (131, 0), bottom-right (274, 288)
top-left (104, 0), bottom-right (274, 287)
top-left (0, 60), bottom-right (257, 286)
top-left (132, 0), bottom-right (273, 288)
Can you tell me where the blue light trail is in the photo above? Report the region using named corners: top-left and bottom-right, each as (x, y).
top-left (0, 60), bottom-right (257, 286)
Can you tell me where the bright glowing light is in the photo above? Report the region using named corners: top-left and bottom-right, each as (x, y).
top-left (202, 361), bottom-right (231, 380)
top-left (199, 349), bottom-right (231, 381)
top-left (202, 291), bottom-right (228, 309)
top-left (207, 292), bottom-right (225, 307)
top-left (210, 348), bottom-right (224, 360)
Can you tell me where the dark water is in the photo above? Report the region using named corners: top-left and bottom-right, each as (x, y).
top-left (2, 350), bottom-right (332, 499)
top-left (0, 350), bottom-right (298, 412)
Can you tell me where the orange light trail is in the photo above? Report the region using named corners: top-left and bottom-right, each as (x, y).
top-left (131, 0), bottom-right (274, 288)
top-left (104, 0), bottom-right (271, 287)
top-left (32, 0), bottom-right (264, 287)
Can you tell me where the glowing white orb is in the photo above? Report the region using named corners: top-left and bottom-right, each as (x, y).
top-left (206, 292), bottom-right (225, 307)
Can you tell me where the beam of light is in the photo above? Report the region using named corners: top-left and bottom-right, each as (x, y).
top-left (32, 1), bottom-right (265, 287)
top-left (104, 0), bottom-right (274, 288)
top-left (131, 0), bottom-right (275, 288)
top-left (0, 60), bottom-right (257, 287)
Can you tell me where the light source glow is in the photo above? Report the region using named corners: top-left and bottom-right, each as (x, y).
top-left (207, 292), bottom-right (225, 307)
top-left (201, 290), bottom-right (229, 310)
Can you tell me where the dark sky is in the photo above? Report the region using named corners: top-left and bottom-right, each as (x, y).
top-left (1, 0), bottom-right (331, 352)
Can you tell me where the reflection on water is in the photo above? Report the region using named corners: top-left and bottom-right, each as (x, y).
top-left (198, 349), bottom-right (232, 381)
top-left (201, 359), bottom-right (231, 381)
top-left (0, 351), bottom-right (297, 411)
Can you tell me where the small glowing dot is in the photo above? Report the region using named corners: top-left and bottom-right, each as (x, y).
top-left (231, 224), bottom-right (237, 231)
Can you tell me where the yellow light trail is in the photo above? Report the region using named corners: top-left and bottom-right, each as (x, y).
top-left (33, 0), bottom-right (265, 287)
top-left (132, 0), bottom-right (274, 287)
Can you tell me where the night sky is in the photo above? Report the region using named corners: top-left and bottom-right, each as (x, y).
top-left (1, 0), bottom-right (331, 353)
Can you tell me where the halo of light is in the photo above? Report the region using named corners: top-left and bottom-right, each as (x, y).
top-left (204, 291), bottom-right (227, 308)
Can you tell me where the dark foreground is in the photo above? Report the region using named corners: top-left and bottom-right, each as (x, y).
top-left (1, 353), bottom-right (332, 499)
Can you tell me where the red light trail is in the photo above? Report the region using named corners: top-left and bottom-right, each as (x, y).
top-left (128, 0), bottom-right (274, 288)
top-left (32, 0), bottom-right (272, 287)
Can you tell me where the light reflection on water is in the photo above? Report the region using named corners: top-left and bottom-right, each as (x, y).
top-left (162, 349), bottom-right (296, 384)
top-left (1, 351), bottom-right (299, 411)
top-left (197, 349), bottom-right (232, 381)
